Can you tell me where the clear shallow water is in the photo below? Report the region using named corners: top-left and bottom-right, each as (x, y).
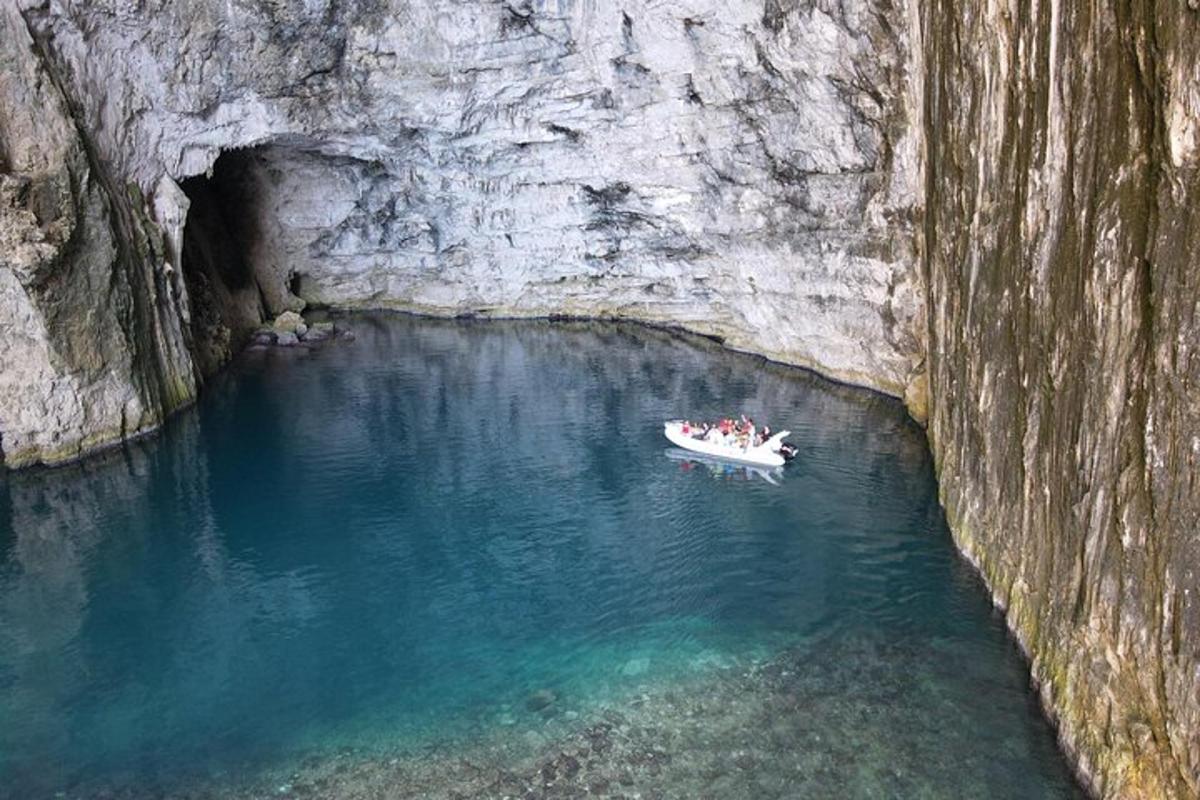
top-left (0, 315), bottom-right (1080, 798)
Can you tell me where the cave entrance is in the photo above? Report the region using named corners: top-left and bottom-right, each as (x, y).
top-left (178, 149), bottom-right (269, 378)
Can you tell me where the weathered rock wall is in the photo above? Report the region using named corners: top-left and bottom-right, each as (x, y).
top-left (922, 1), bottom-right (1199, 796)
top-left (0, 4), bottom-right (196, 468)
top-left (3, 0), bottom-right (925, 467)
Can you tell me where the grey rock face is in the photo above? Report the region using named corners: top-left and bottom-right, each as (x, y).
top-left (922, 2), bottom-right (1200, 797)
top-left (10, 0), bottom-right (924, 420)
top-left (0, 4), bottom-right (196, 468)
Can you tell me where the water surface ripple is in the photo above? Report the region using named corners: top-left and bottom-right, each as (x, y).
top-left (0, 315), bottom-right (1079, 798)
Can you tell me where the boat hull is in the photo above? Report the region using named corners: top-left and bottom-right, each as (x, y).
top-left (663, 422), bottom-right (786, 468)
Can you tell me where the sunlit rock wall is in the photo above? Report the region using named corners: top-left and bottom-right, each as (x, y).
top-left (922, 1), bottom-right (1200, 796)
top-left (8, 0), bottom-right (925, 435)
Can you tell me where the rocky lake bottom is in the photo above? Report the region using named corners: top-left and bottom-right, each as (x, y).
top-left (0, 314), bottom-right (1081, 798)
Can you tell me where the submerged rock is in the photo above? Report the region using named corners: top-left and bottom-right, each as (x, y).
top-left (622, 657), bottom-right (650, 677)
top-left (301, 321), bottom-right (335, 342)
top-left (525, 689), bottom-right (560, 713)
top-left (184, 633), bottom-right (1081, 800)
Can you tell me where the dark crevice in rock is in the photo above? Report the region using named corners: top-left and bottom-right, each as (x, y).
top-left (497, 1), bottom-right (574, 51)
top-left (500, 1), bottom-right (535, 36)
top-left (581, 182), bottom-right (633, 208)
top-left (179, 149), bottom-right (269, 380)
top-left (181, 154), bottom-right (259, 291)
top-left (610, 54), bottom-right (652, 79)
top-left (761, 0), bottom-right (794, 34)
top-left (545, 123), bottom-right (583, 143)
top-left (753, 42), bottom-right (783, 80)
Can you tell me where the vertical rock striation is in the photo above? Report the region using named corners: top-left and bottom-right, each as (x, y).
top-left (922, 1), bottom-right (1199, 796)
top-left (0, 5), bottom-right (196, 468)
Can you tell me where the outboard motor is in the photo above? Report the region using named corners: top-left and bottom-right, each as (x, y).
top-left (779, 443), bottom-right (798, 462)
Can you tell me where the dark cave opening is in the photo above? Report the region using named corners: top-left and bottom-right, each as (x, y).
top-left (179, 149), bottom-right (261, 293)
top-left (178, 149), bottom-right (268, 378)
top-left (288, 270), bottom-right (307, 304)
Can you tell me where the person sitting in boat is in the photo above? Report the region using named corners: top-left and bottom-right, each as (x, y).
top-left (734, 416), bottom-right (755, 449)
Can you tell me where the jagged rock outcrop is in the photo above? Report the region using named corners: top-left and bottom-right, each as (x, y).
top-left (922, 1), bottom-right (1200, 796)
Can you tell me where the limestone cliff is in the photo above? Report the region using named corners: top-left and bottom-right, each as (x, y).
top-left (0, 4), bottom-right (196, 468)
top-left (3, 0), bottom-right (925, 454)
top-left (922, 1), bottom-right (1199, 796)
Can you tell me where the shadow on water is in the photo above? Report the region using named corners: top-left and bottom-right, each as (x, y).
top-left (0, 313), bottom-right (1081, 798)
top-left (663, 449), bottom-right (785, 485)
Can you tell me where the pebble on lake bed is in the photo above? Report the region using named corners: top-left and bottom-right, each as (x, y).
top-left (525, 688), bottom-right (560, 712)
top-left (622, 657), bottom-right (650, 676)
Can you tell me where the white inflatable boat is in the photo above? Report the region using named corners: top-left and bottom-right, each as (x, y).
top-left (663, 420), bottom-right (793, 468)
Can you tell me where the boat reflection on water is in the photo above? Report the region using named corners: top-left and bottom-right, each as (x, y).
top-left (664, 448), bottom-right (784, 485)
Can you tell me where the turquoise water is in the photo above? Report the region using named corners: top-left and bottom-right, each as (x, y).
top-left (0, 315), bottom-right (1080, 798)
